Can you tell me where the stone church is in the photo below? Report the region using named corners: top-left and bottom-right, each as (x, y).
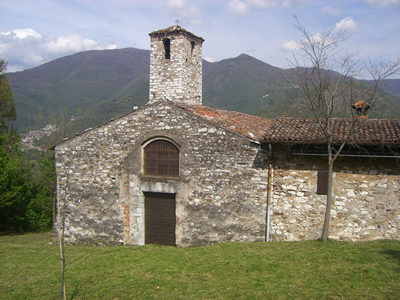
top-left (55, 25), bottom-right (400, 246)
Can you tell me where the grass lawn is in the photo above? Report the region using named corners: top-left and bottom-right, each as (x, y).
top-left (0, 232), bottom-right (399, 299)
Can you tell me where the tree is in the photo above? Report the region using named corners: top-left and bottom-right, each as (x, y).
top-left (0, 60), bottom-right (55, 233)
top-left (26, 151), bottom-right (56, 231)
top-left (0, 133), bottom-right (33, 231)
top-left (288, 19), bottom-right (400, 241)
top-left (57, 170), bottom-right (67, 300)
top-left (0, 59), bottom-right (16, 131)
top-left (0, 133), bottom-right (55, 232)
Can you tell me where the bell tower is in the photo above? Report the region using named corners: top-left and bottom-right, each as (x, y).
top-left (148, 25), bottom-right (204, 106)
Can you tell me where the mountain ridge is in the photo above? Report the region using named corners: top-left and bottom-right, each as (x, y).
top-left (7, 47), bottom-right (400, 143)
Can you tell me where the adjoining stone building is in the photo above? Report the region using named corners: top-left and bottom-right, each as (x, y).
top-left (55, 25), bottom-right (400, 246)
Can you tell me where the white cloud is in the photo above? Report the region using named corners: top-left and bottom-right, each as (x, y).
top-left (166, 0), bottom-right (186, 9)
top-left (228, 0), bottom-right (249, 15)
top-left (283, 33), bottom-right (335, 52)
top-left (282, 0), bottom-right (308, 8)
top-left (228, 0), bottom-right (314, 14)
top-left (106, 44), bottom-right (118, 50)
top-left (46, 35), bottom-right (98, 53)
top-left (204, 56), bottom-right (216, 62)
top-left (164, 0), bottom-right (205, 26)
top-left (0, 28), bottom-right (116, 70)
top-left (334, 17), bottom-right (358, 32)
top-left (282, 40), bottom-right (301, 51)
top-left (308, 33), bottom-right (332, 44)
top-left (6, 65), bottom-right (24, 73)
top-left (1, 28), bottom-right (43, 40)
top-left (321, 6), bottom-right (342, 15)
top-left (228, 0), bottom-right (276, 15)
top-left (364, 0), bottom-right (400, 6)
top-left (0, 28), bottom-right (45, 66)
top-left (247, 0), bottom-right (276, 8)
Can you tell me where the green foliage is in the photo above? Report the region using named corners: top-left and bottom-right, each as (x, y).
top-left (0, 133), bottom-right (55, 233)
top-left (0, 59), bottom-right (55, 233)
top-left (0, 132), bottom-right (32, 231)
top-left (0, 59), bottom-right (16, 130)
top-left (25, 151), bottom-right (56, 231)
top-left (1, 233), bottom-right (400, 299)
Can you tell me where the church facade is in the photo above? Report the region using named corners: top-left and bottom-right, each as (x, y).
top-left (55, 26), bottom-right (400, 246)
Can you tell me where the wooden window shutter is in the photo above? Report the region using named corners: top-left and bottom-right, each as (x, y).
top-left (144, 140), bottom-right (179, 177)
top-left (316, 171), bottom-right (328, 195)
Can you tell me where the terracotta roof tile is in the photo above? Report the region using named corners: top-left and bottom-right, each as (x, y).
top-left (260, 118), bottom-right (400, 145)
top-left (177, 104), bottom-right (272, 141)
top-left (149, 25), bottom-right (204, 42)
top-left (54, 100), bottom-right (400, 149)
top-left (178, 103), bottom-right (400, 145)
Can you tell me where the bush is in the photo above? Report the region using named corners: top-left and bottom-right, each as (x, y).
top-left (0, 133), bottom-right (55, 232)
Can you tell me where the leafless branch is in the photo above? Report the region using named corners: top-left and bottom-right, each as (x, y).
top-left (366, 57), bottom-right (400, 105)
top-left (58, 169), bottom-right (68, 300)
top-left (287, 17), bottom-right (400, 241)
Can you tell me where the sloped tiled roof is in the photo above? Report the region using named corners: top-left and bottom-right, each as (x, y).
top-left (178, 104), bottom-right (400, 145)
top-left (149, 25), bottom-right (204, 42)
top-left (260, 118), bottom-right (400, 145)
top-left (53, 100), bottom-right (400, 148)
top-left (178, 104), bottom-right (273, 141)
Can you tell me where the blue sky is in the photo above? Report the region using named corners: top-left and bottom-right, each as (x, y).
top-left (0, 0), bottom-right (399, 73)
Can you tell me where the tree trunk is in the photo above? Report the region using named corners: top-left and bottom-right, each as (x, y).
top-left (321, 154), bottom-right (334, 241)
top-left (52, 192), bottom-right (56, 228)
top-left (59, 226), bottom-right (66, 300)
top-left (57, 177), bottom-right (67, 300)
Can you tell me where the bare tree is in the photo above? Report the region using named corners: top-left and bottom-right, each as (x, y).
top-left (57, 175), bottom-right (67, 300)
top-left (57, 168), bottom-right (88, 299)
top-left (289, 18), bottom-right (400, 241)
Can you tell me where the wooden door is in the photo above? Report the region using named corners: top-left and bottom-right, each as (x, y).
top-left (144, 192), bottom-right (176, 245)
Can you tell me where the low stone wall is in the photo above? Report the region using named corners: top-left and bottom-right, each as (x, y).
top-left (269, 151), bottom-right (400, 241)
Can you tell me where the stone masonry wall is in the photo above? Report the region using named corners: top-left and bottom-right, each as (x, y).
top-left (149, 34), bottom-right (202, 105)
top-left (269, 145), bottom-right (400, 241)
top-left (55, 102), bottom-right (399, 245)
top-left (56, 101), bottom-right (268, 246)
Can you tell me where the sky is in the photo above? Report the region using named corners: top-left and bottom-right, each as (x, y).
top-left (0, 0), bottom-right (399, 74)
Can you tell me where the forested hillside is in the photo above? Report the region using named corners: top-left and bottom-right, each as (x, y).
top-left (8, 48), bottom-right (150, 132)
top-left (8, 48), bottom-right (400, 145)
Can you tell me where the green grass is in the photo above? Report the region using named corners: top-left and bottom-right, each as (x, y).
top-left (0, 233), bottom-right (399, 299)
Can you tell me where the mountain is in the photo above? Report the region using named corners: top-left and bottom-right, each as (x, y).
top-left (376, 79), bottom-right (400, 96)
top-left (203, 54), bottom-right (291, 115)
top-left (7, 48), bottom-right (400, 143)
top-left (8, 48), bottom-right (149, 132)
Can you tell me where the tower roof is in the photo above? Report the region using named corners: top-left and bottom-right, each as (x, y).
top-left (149, 25), bottom-right (204, 43)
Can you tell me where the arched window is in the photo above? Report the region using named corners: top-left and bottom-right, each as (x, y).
top-left (144, 140), bottom-right (179, 177)
top-left (163, 38), bottom-right (170, 59)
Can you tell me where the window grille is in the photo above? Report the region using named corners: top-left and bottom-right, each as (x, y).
top-left (144, 140), bottom-right (179, 177)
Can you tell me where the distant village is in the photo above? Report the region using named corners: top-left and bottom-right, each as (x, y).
top-left (21, 124), bottom-right (56, 151)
